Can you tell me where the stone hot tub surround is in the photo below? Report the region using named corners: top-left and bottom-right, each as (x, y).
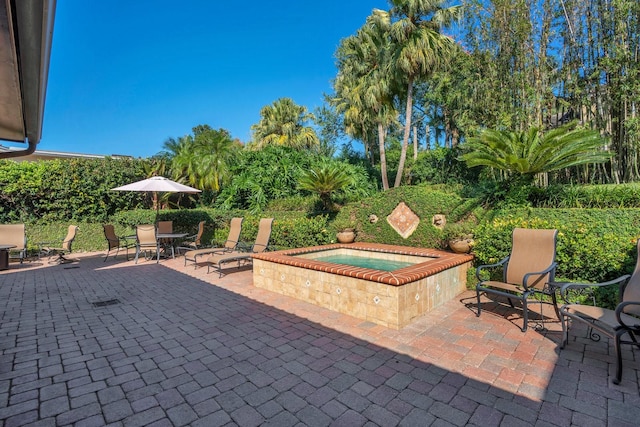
top-left (252, 243), bottom-right (473, 329)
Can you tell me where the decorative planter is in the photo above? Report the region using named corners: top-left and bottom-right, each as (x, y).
top-left (448, 238), bottom-right (474, 254)
top-left (336, 229), bottom-right (356, 243)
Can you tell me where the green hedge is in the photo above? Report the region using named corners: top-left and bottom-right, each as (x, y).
top-left (472, 208), bottom-right (640, 309)
top-left (0, 158), bottom-right (149, 223)
top-left (473, 208), bottom-right (640, 282)
top-left (20, 208), bottom-right (334, 255)
top-left (333, 184), bottom-right (479, 249)
top-left (528, 183), bottom-right (640, 208)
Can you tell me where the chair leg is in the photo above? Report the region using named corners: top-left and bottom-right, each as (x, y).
top-left (521, 297), bottom-right (528, 332)
top-left (559, 312), bottom-right (568, 349)
top-left (613, 330), bottom-right (625, 385)
top-left (475, 287), bottom-right (482, 317)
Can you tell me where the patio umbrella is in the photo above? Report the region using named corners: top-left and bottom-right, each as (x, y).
top-left (111, 176), bottom-right (201, 214)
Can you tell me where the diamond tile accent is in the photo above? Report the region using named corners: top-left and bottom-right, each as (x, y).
top-left (280, 274), bottom-right (286, 281)
top-left (336, 287), bottom-right (342, 295)
top-left (387, 202), bottom-right (420, 239)
top-left (415, 294), bottom-right (420, 301)
top-left (373, 295), bottom-right (380, 304)
top-left (305, 280), bottom-right (311, 288)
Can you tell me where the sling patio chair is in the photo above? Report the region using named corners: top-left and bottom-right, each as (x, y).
top-left (183, 217), bottom-right (243, 268)
top-left (39, 225), bottom-right (79, 264)
top-left (176, 221), bottom-right (206, 254)
top-left (156, 220), bottom-right (173, 249)
top-left (476, 228), bottom-right (559, 332)
top-left (0, 223), bottom-right (27, 264)
top-left (559, 239), bottom-right (640, 384)
top-left (206, 218), bottom-right (274, 277)
top-left (103, 224), bottom-right (135, 262)
top-left (134, 224), bottom-right (160, 263)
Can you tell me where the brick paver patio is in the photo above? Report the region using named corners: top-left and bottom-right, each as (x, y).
top-left (0, 252), bottom-right (638, 426)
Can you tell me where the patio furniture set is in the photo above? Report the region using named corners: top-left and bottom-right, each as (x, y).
top-left (0, 223), bottom-right (78, 267)
top-left (103, 217), bottom-right (274, 278)
top-left (476, 227), bottom-right (640, 385)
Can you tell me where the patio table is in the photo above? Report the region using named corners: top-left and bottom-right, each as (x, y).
top-left (0, 244), bottom-right (16, 270)
top-left (156, 233), bottom-right (188, 259)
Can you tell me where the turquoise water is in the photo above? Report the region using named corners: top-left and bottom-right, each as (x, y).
top-left (312, 254), bottom-right (414, 272)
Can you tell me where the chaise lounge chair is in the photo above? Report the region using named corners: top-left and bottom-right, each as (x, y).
top-left (183, 217), bottom-right (243, 268)
top-left (559, 239), bottom-right (640, 384)
top-left (206, 218), bottom-right (274, 277)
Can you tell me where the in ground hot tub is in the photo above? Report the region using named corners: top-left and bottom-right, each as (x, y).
top-left (252, 243), bottom-right (473, 329)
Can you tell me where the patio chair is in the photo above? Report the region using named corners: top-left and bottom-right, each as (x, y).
top-left (176, 221), bottom-right (206, 254)
top-left (157, 220), bottom-right (173, 235)
top-left (103, 224), bottom-right (135, 262)
top-left (559, 239), bottom-right (640, 384)
top-left (0, 224), bottom-right (27, 264)
top-left (157, 220), bottom-right (181, 258)
top-left (183, 217), bottom-right (243, 268)
top-left (476, 228), bottom-right (558, 332)
top-left (206, 218), bottom-right (274, 277)
top-left (134, 224), bottom-right (160, 263)
top-left (39, 225), bottom-right (79, 264)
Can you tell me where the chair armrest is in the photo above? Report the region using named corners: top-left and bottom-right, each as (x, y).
top-left (522, 262), bottom-right (557, 290)
top-left (616, 301), bottom-right (640, 329)
top-left (236, 241), bottom-right (251, 252)
top-left (559, 274), bottom-right (631, 302)
top-left (475, 256), bottom-right (509, 281)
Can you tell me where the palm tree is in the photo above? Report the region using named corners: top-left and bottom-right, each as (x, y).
top-left (333, 12), bottom-right (398, 190)
top-left (165, 125), bottom-right (237, 194)
top-left (460, 122), bottom-right (612, 180)
top-left (382, 0), bottom-right (462, 187)
top-left (298, 162), bottom-right (353, 211)
top-left (251, 98), bottom-right (319, 149)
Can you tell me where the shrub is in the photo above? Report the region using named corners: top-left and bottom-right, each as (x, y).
top-left (472, 208), bottom-right (640, 308)
top-left (332, 184), bottom-right (475, 248)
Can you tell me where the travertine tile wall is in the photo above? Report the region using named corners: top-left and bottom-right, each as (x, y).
top-left (253, 259), bottom-right (471, 329)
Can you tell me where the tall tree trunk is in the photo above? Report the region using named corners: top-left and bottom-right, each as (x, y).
top-left (378, 122), bottom-right (389, 191)
top-left (413, 125), bottom-right (418, 160)
top-left (394, 78), bottom-right (414, 187)
top-left (425, 125), bottom-right (430, 150)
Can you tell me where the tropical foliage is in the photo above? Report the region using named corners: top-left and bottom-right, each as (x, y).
top-left (250, 98), bottom-right (319, 150)
top-left (460, 122), bottom-right (612, 179)
top-left (333, 0), bottom-right (462, 190)
top-left (162, 125), bottom-right (239, 194)
top-left (298, 162), bottom-right (354, 211)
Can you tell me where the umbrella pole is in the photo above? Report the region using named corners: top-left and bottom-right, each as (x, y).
top-left (155, 191), bottom-right (160, 220)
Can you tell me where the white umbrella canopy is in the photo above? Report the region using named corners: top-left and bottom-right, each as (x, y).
top-left (111, 176), bottom-right (201, 193)
top-left (111, 176), bottom-right (201, 214)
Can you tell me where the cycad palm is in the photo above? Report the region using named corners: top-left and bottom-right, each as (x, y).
top-left (461, 122), bottom-right (612, 178)
top-left (298, 162), bottom-right (353, 211)
top-left (251, 98), bottom-right (319, 149)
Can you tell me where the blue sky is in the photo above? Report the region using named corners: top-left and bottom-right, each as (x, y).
top-left (40, 0), bottom-right (389, 158)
